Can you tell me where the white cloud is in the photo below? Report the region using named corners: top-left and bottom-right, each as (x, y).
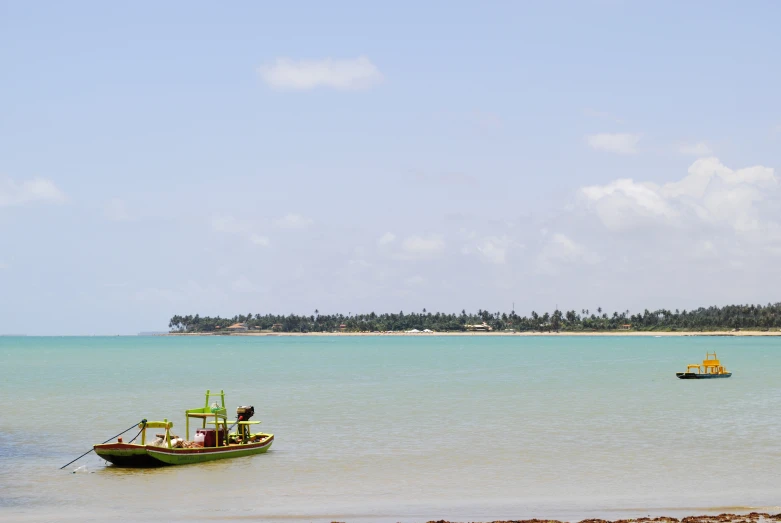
top-left (104, 198), bottom-right (131, 221)
top-left (0, 177), bottom-right (66, 207)
top-left (678, 142), bottom-right (712, 156)
top-left (536, 233), bottom-right (600, 274)
top-left (476, 235), bottom-right (513, 265)
top-left (258, 56), bottom-right (383, 91)
top-left (581, 157), bottom-right (777, 233)
top-left (462, 232), bottom-right (523, 264)
top-left (586, 133), bottom-right (640, 154)
top-left (581, 178), bottom-right (677, 230)
top-left (377, 232), bottom-right (396, 246)
top-left (273, 213), bottom-right (313, 229)
top-left (396, 235), bottom-right (445, 260)
top-left (249, 234), bottom-right (270, 247)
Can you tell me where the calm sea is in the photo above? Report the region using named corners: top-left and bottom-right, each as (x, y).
top-left (1, 335), bottom-right (779, 522)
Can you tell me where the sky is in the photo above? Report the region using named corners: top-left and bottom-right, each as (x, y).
top-left (2, 1), bottom-right (781, 335)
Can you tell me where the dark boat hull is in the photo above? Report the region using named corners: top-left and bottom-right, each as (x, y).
top-left (94, 443), bottom-right (169, 467)
top-left (676, 372), bottom-right (732, 379)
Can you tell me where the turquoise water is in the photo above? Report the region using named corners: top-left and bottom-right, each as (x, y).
top-left (1, 335), bottom-right (780, 522)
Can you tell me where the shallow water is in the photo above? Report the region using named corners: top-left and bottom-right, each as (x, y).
top-left (1, 335), bottom-right (779, 522)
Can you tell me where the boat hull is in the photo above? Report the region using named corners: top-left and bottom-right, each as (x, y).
top-left (94, 443), bottom-right (167, 467)
top-left (676, 372), bottom-right (732, 379)
top-left (95, 435), bottom-right (273, 467)
top-left (145, 436), bottom-right (273, 466)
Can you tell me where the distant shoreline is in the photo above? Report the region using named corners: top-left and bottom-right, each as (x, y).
top-left (165, 329), bottom-right (781, 337)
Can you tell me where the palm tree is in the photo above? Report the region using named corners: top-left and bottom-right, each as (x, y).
top-left (552, 310), bottom-right (562, 331)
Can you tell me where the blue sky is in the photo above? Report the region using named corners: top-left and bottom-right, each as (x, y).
top-left (2, 1), bottom-right (781, 335)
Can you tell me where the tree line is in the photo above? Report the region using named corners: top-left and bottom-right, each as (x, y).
top-left (169, 303), bottom-right (781, 333)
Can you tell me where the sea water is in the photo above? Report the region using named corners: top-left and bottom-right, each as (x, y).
top-left (1, 335), bottom-right (779, 522)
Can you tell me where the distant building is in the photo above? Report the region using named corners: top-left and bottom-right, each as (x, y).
top-left (226, 322), bottom-right (248, 332)
top-left (272, 323), bottom-right (283, 332)
top-left (465, 322), bottom-right (493, 332)
top-left (339, 324), bottom-right (347, 331)
top-left (619, 324), bottom-right (632, 330)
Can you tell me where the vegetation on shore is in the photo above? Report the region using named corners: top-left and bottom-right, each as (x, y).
top-left (169, 303), bottom-right (781, 333)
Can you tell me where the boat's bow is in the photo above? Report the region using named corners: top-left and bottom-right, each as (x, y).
top-left (94, 442), bottom-right (165, 467)
top-left (94, 419), bottom-right (175, 467)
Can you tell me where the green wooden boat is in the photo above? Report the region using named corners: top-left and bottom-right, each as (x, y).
top-left (94, 390), bottom-right (274, 467)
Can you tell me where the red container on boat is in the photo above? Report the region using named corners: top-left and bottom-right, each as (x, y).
top-left (195, 428), bottom-right (226, 447)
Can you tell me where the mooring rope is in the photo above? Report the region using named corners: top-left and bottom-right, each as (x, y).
top-left (227, 416), bottom-right (243, 433)
top-left (59, 419), bottom-right (147, 470)
top-left (126, 420), bottom-right (147, 444)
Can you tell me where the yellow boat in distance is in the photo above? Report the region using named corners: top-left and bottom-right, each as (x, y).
top-left (676, 352), bottom-right (732, 379)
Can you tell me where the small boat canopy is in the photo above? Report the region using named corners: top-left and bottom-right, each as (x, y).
top-left (138, 419), bottom-right (174, 447)
top-left (141, 420), bottom-right (173, 430)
